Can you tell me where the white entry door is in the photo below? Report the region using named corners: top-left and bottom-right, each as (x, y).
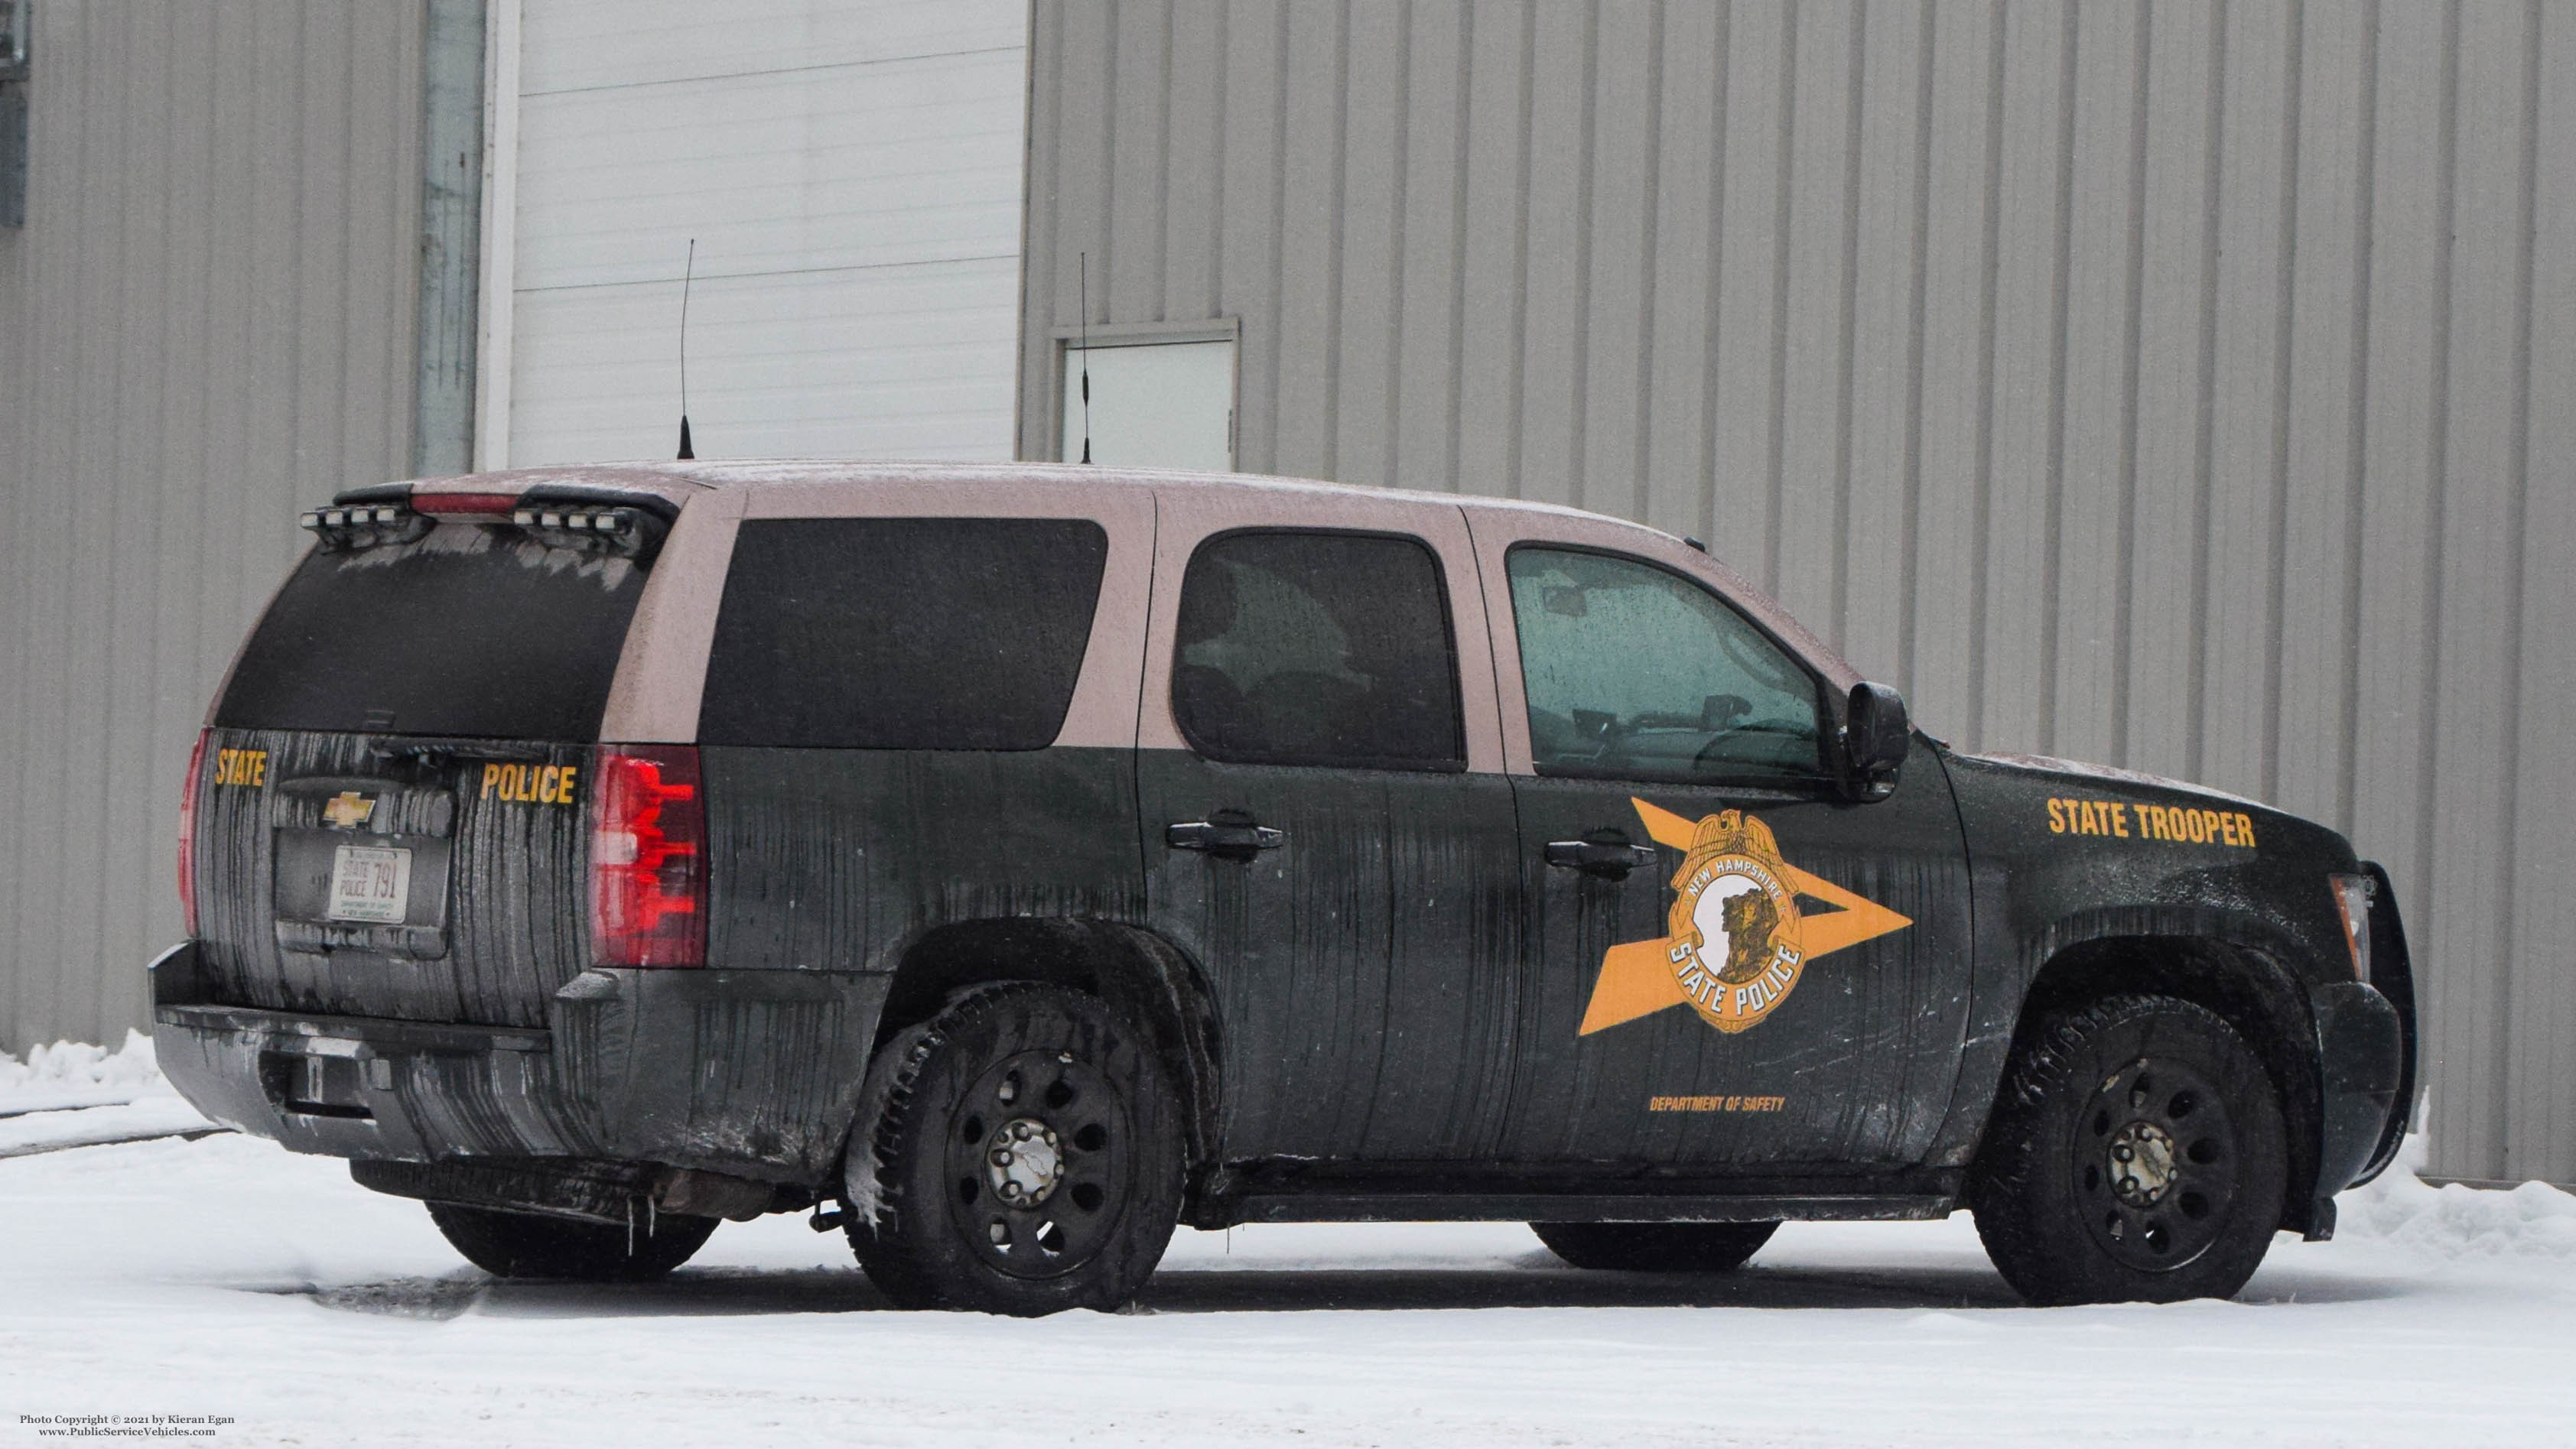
top-left (1058, 337), bottom-right (1237, 472)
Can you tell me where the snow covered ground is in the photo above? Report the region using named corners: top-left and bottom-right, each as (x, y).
top-left (2, 1041), bottom-right (2571, 1447)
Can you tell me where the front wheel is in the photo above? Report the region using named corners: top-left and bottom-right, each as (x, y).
top-left (843, 984), bottom-right (1184, 1315)
top-left (1969, 993), bottom-right (2288, 1305)
top-left (1531, 1220), bottom-right (1779, 1272)
top-left (426, 1201), bottom-right (717, 1282)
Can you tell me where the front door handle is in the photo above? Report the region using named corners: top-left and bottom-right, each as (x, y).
top-left (1168, 809), bottom-right (1286, 863)
top-left (1544, 837), bottom-right (1660, 879)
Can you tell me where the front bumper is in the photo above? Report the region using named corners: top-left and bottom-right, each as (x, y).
top-left (2310, 980), bottom-right (2405, 1197)
top-left (148, 942), bottom-right (887, 1189)
top-left (2301, 861), bottom-right (2420, 1239)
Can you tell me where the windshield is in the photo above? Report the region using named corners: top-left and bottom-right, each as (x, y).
top-left (215, 520), bottom-right (652, 739)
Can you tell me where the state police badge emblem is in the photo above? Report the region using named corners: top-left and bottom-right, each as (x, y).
top-left (1576, 798), bottom-right (1916, 1038)
top-left (1667, 809), bottom-right (1804, 1033)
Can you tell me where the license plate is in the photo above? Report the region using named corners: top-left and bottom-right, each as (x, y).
top-left (326, 844), bottom-right (411, 924)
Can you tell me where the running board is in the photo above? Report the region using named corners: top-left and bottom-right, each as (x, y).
top-left (1212, 1192), bottom-right (1955, 1227)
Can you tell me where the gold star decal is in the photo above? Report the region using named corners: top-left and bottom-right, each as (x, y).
top-left (1577, 797), bottom-right (1915, 1035)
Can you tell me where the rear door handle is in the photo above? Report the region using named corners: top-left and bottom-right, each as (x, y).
top-left (1167, 813), bottom-right (1285, 862)
top-left (1544, 839), bottom-right (1660, 879)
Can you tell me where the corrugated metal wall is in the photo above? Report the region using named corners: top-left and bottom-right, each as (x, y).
top-left (0, 1), bottom-right (428, 1053)
top-left (1020, 0), bottom-right (2576, 1186)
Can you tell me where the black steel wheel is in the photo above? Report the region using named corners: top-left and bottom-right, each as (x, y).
top-left (1530, 1220), bottom-right (1778, 1272)
top-left (426, 1201), bottom-right (717, 1282)
top-left (842, 984), bottom-right (1183, 1315)
top-left (1969, 993), bottom-right (2288, 1305)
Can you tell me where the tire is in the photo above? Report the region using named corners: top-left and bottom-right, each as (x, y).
top-left (1530, 1220), bottom-right (1779, 1272)
top-left (842, 983), bottom-right (1185, 1315)
top-left (426, 1201), bottom-right (717, 1282)
top-left (1969, 993), bottom-right (2289, 1306)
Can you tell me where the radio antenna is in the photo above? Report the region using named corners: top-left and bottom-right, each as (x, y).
top-left (676, 238), bottom-right (697, 460)
top-left (1078, 252), bottom-right (1092, 464)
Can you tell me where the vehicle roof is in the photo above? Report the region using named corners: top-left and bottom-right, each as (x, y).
top-left (399, 460), bottom-right (1859, 694)
top-left (407, 459), bottom-right (1683, 536)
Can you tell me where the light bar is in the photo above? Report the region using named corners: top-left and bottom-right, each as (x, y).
top-left (299, 497), bottom-right (642, 554)
top-left (300, 503), bottom-right (429, 551)
top-left (512, 507), bottom-right (635, 535)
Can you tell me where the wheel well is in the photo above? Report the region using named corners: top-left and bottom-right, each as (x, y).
top-left (2006, 936), bottom-right (2324, 1235)
top-left (876, 918), bottom-right (1225, 1176)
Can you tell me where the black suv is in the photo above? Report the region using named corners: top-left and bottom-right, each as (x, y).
top-left (155, 463), bottom-right (2413, 1313)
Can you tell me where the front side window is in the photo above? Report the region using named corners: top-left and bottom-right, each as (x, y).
top-left (1172, 531), bottom-right (1463, 771)
top-left (700, 517), bottom-right (1108, 750)
top-left (1507, 546), bottom-right (1824, 785)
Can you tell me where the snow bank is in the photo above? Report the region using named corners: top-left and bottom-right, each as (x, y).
top-left (2335, 1132), bottom-right (2576, 1260)
top-left (0, 1029), bottom-right (171, 1113)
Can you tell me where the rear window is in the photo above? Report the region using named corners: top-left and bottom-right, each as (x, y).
top-left (699, 517), bottom-right (1110, 750)
top-left (216, 521), bottom-right (651, 739)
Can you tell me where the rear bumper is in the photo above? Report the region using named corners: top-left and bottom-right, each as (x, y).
top-left (148, 942), bottom-right (886, 1188)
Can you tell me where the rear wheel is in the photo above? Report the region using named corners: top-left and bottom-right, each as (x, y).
top-left (1530, 1220), bottom-right (1779, 1272)
top-left (843, 984), bottom-right (1184, 1315)
top-left (426, 1201), bottom-right (717, 1282)
top-left (1969, 993), bottom-right (2288, 1305)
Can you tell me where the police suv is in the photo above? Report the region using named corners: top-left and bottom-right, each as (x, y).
top-left (155, 463), bottom-right (2414, 1313)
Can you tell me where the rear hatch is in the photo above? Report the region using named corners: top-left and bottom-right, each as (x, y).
top-left (189, 491), bottom-right (670, 1028)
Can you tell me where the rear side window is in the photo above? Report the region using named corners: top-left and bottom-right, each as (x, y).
top-left (1171, 530), bottom-right (1463, 771)
top-left (216, 521), bottom-right (650, 739)
top-left (700, 517), bottom-right (1108, 750)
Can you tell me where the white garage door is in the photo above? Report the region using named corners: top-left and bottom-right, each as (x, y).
top-left (486, 0), bottom-right (1027, 468)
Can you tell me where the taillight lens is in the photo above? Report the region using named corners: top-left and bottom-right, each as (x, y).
top-left (178, 729), bottom-right (208, 937)
top-left (415, 491), bottom-right (521, 516)
top-left (590, 746), bottom-right (706, 968)
top-left (2330, 873), bottom-right (2376, 982)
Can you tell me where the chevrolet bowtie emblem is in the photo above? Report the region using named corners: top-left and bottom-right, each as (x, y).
top-left (321, 791), bottom-right (376, 830)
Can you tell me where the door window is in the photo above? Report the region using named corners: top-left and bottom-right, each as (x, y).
top-left (1506, 547), bottom-right (1823, 785)
top-left (1171, 531), bottom-right (1463, 771)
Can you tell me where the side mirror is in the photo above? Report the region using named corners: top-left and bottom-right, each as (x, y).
top-left (1841, 681), bottom-right (1910, 795)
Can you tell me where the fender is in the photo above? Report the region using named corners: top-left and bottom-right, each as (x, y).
top-left (869, 916), bottom-right (1225, 1177)
top-left (1931, 749), bottom-right (2373, 1233)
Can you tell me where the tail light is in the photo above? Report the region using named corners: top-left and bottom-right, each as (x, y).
top-left (590, 746), bottom-right (706, 968)
top-left (413, 492), bottom-right (522, 516)
top-left (178, 729), bottom-right (208, 937)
